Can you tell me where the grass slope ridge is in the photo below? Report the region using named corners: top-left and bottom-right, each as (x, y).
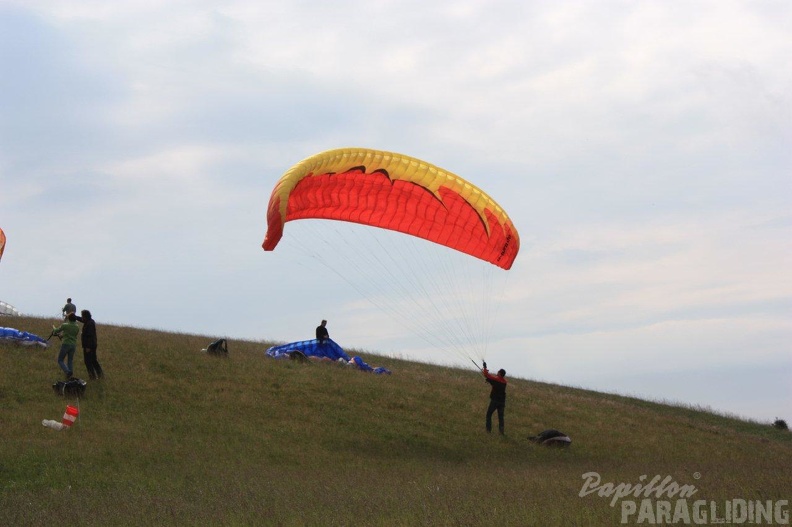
top-left (1, 316), bottom-right (789, 526)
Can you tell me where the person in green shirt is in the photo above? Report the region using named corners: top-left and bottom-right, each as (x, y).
top-left (53, 312), bottom-right (80, 379)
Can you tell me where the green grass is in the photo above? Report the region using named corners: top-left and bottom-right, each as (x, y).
top-left (1, 316), bottom-right (790, 526)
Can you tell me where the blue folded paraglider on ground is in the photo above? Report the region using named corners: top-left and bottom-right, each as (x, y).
top-left (266, 338), bottom-right (391, 375)
top-left (0, 327), bottom-right (49, 347)
top-left (351, 355), bottom-right (392, 375)
top-left (266, 338), bottom-right (350, 361)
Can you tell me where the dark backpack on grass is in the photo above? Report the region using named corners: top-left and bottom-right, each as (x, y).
top-left (53, 378), bottom-right (87, 397)
top-left (528, 429), bottom-right (572, 447)
top-left (205, 339), bottom-right (228, 356)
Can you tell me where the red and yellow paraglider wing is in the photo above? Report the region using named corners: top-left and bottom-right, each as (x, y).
top-left (263, 148), bottom-right (519, 270)
top-left (0, 227), bottom-right (5, 262)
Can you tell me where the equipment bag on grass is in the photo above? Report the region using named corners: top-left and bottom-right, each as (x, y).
top-left (53, 378), bottom-right (87, 397)
top-left (528, 429), bottom-right (571, 447)
top-left (203, 338), bottom-right (228, 356)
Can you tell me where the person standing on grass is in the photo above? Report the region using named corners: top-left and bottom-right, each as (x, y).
top-left (75, 309), bottom-right (103, 380)
top-left (482, 361), bottom-right (507, 435)
top-left (62, 297), bottom-right (76, 318)
top-left (53, 312), bottom-right (80, 379)
top-left (316, 319), bottom-right (329, 344)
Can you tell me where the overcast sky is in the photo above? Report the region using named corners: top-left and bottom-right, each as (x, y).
top-left (1, 1), bottom-right (789, 422)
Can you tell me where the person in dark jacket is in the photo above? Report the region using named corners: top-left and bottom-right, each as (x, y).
top-left (315, 319), bottom-right (329, 343)
top-left (482, 362), bottom-right (507, 435)
top-left (75, 309), bottom-right (103, 379)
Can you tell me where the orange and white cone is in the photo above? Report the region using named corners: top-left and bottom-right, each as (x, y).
top-left (62, 405), bottom-right (79, 429)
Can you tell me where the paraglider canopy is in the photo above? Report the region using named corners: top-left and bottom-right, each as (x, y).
top-left (266, 338), bottom-right (391, 374)
top-left (1, 327), bottom-right (48, 347)
top-left (0, 227), bottom-right (6, 262)
top-left (266, 338), bottom-right (349, 361)
top-left (263, 148), bottom-right (519, 270)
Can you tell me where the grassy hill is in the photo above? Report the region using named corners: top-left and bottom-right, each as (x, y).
top-left (1, 316), bottom-right (790, 526)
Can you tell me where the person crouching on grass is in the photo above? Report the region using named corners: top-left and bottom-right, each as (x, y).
top-left (482, 362), bottom-right (507, 435)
